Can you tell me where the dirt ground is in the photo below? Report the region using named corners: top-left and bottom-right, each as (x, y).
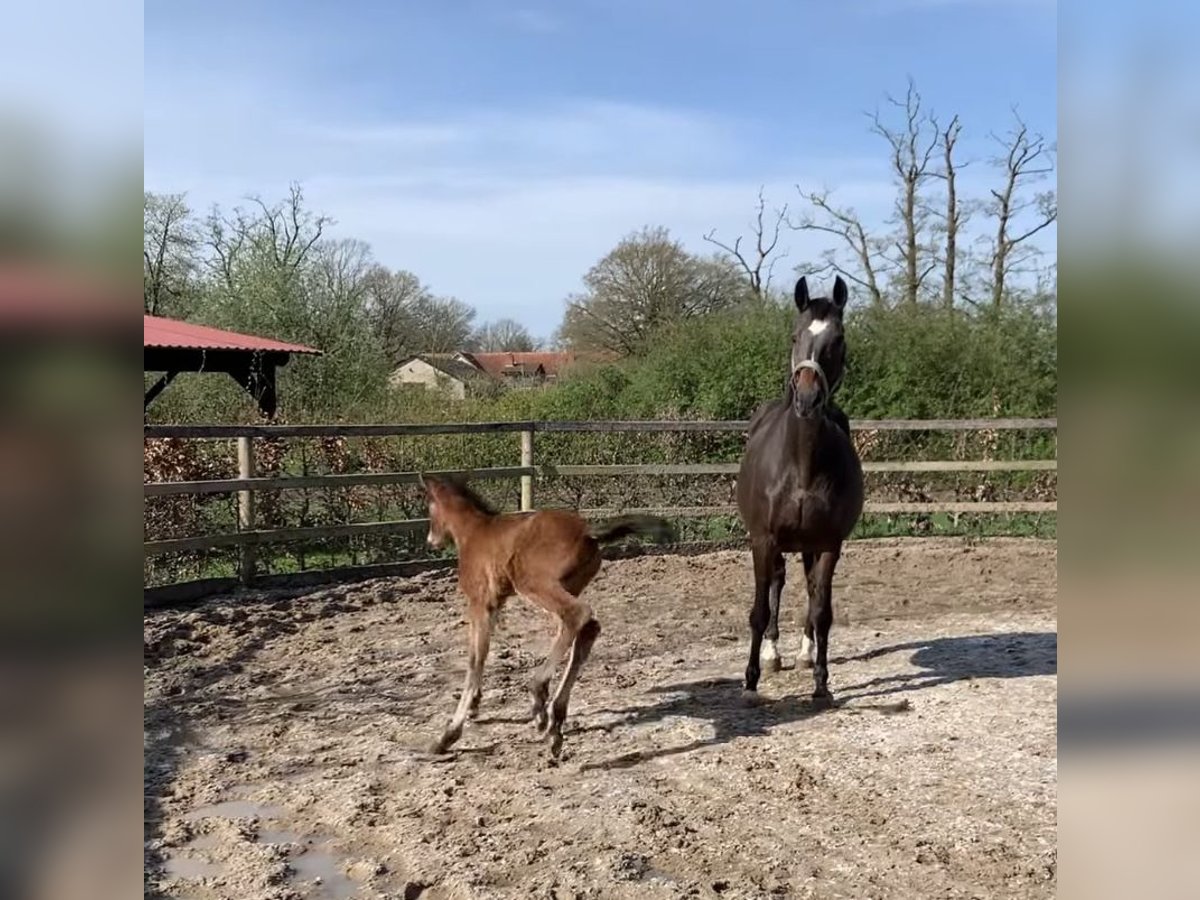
top-left (144, 537), bottom-right (1057, 900)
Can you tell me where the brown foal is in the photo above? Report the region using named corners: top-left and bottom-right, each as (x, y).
top-left (419, 474), bottom-right (673, 757)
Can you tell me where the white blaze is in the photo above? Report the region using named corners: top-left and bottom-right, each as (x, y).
top-left (807, 319), bottom-right (829, 336)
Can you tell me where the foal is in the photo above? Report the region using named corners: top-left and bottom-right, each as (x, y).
top-left (419, 475), bottom-right (674, 757)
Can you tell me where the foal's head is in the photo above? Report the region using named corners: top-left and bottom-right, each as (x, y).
top-left (418, 475), bottom-right (496, 549)
top-left (789, 275), bottom-right (849, 418)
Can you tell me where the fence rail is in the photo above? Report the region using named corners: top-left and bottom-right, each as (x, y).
top-left (145, 417), bottom-right (1055, 440)
top-left (145, 417), bottom-right (1057, 588)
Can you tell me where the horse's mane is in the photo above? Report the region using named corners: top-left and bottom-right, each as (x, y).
top-left (436, 476), bottom-right (500, 516)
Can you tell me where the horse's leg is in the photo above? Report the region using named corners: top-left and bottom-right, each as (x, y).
top-left (519, 580), bottom-right (598, 757)
top-left (744, 540), bottom-right (776, 695)
top-left (761, 550), bottom-right (786, 673)
top-left (467, 606), bottom-right (497, 720)
top-left (528, 620), bottom-right (571, 730)
top-left (431, 603), bottom-right (493, 752)
top-left (544, 613), bottom-right (601, 757)
top-left (799, 551), bottom-right (816, 669)
top-left (527, 552), bottom-right (601, 730)
top-left (808, 547), bottom-right (841, 704)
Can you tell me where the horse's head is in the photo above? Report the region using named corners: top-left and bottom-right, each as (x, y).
top-left (789, 275), bottom-right (849, 418)
top-left (418, 474), bottom-right (451, 549)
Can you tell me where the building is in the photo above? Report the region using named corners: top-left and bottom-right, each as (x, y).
top-left (144, 314), bottom-right (321, 418)
top-left (388, 353), bottom-right (485, 400)
top-left (389, 351), bottom-right (576, 398)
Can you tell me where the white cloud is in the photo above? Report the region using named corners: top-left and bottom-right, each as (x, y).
top-left (144, 64), bottom-right (1052, 335)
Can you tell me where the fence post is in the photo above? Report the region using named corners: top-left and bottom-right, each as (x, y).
top-left (237, 436), bottom-right (257, 584)
top-left (520, 428), bottom-right (535, 511)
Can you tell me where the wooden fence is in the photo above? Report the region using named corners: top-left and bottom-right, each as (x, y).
top-left (144, 418), bottom-right (1056, 599)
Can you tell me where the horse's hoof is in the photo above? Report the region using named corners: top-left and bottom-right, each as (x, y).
top-left (799, 656), bottom-right (815, 670)
top-left (548, 731), bottom-right (564, 758)
top-left (427, 738), bottom-right (451, 755)
top-left (811, 689), bottom-right (833, 708)
top-left (763, 655), bottom-right (782, 673)
top-left (740, 689), bottom-right (767, 707)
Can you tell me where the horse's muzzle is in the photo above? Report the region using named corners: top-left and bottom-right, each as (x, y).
top-left (791, 361), bottom-right (828, 417)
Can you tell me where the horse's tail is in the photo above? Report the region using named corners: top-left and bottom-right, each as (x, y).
top-left (589, 514), bottom-right (676, 546)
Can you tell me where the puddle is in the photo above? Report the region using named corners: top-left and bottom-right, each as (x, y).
top-left (163, 834), bottom-right (224, 881)
top-left (164, 853), bottom-right (223, 880)
top-left (183, 799), bottom-right (285, 821)
top-left (290, 843), bottom-right (361, 899)
top-left (260, 827), bottom-right (303, 845)
top-left (173, 796), bottom-right (363, 898)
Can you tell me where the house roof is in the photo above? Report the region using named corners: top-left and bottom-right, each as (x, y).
top-left (465, 351), bottom-right (575, 379)
top-left (144, 315), bottom-right (321, 355)
top-left (399, 353), bottom-right (484, 383)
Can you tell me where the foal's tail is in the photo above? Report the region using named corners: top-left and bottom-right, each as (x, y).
top-left (589, 514), bottom-right (676, 545)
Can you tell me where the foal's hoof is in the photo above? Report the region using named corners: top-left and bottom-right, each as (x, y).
top-left (547, 730), bottom-right (564, 759)
top-left (740, 689), bottom-right (767, 707)
top-left (811, 688), bottom-right (833, 709)
top-left (763, 655), bottom-right (782, 673)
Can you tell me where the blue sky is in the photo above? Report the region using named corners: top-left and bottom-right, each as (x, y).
top-left (145, 0), bottom-right (1057, 335)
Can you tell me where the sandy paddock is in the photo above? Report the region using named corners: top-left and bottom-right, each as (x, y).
top-left (144, 537), bottom-right (1057, 900)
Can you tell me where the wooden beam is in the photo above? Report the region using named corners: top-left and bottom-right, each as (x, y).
top-left (143, 417), bottom-right (1058, 440)
top-left (144, 466), bottom-right (538, 497)
top-left (143, 370), bottom-right (179, 409)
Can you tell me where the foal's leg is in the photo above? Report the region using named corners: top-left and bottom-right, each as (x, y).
top-left (808, 547), bottom-right (841, 704)
top-left (522, 582), bottom-right (598, 757)
top-left (527, 554), bottom-right (601, 730)
top-left (544, 614), bottom-right (601, 757)
top-left (799, 552), bottom-right (816, 669)
top-left (761, 551), bottom-right (786, 673)
top-left (432, 604), bottom-right (493, 753)
top-left (744, 540), bottom-right (776, 694)
top-left (528, 621), bottom-right (572, 730)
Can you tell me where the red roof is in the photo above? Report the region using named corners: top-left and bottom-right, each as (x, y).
top-left (144, 315), bottom-right (321, 355)
top-left (465, 351), bottom-right (575, 379)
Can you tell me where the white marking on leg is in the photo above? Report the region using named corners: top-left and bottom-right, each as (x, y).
top-left (799, 633), bottom-right (815, 664)
top-left (761, 638), bottom-right (779, 665)
top-left (807, 319), bottom-right (829, 336)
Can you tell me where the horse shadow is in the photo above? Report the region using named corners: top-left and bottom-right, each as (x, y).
top-left (578, 630), bottom-right (1056, 771)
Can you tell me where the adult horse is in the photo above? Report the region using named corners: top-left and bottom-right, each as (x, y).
top-left (736, 275), bottom-right (864, 703)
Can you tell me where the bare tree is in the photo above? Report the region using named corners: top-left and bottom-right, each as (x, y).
top-left (559, 226), bottom-right (748, 355)
top-left (986, 111), bottom-right (1058, 308)
top-left (202, 182), bottom-right (332, 296)
top-left (870, 78), bottom-right (939, 306)
top-left (411, 295), bottom-right (477, 353)
top-left (790, 188), bottom-right (885, 307)
top-left (473, 318), bottom-right (537, 352)
top-left (362, 266), bottom-right (431, 361)
top-left (703, 187), bottom-right (788, 298)
top-left (143, 192), bottom-right (196, 315)
top-left (929, 114), bottom-right (966, 308)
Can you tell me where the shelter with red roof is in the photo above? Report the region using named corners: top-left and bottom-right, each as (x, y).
top-left (144, 315), bottom-right (320, 418)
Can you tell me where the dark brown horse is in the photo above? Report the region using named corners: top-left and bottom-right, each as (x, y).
top-left (735, 276), bottom-right (864, 703)
top-left (418, 474), bottom-right (674, 756)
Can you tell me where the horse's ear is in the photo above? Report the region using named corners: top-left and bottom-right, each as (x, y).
top-left (417, 473), bottom-right (430, 493)
top-left (832, 276), bottom-right (848, 310)
top-left (794, 277), bottom-right (810, 312)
